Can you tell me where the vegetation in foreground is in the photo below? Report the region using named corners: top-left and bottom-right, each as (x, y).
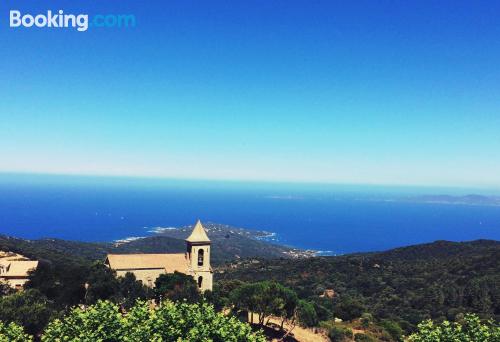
top-left (0, 238), bottom-right (498, 341)
top-left (408, 313), bottom-right (500, 342)
top-left (0, 320), bottom-right (32, 342)
top-left (0, 300), bottom-right (265, 341)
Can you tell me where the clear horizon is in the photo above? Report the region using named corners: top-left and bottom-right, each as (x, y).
top-left (1, 1), bottom-right (499, 187)
top-left (2, 171), bottom-right (500, 196)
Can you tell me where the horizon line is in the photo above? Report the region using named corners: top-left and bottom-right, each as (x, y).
top-left (1, 170), bottom-right (500, 193)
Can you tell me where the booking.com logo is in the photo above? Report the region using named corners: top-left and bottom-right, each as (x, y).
top-left (9, 10), bottom-right (136, 32)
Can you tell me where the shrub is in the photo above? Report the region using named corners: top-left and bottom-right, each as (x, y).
top-left (328, 325), bottom-right (353, 342)
top-left (42, 299), bottom-right (266, 341)
top-left (380, 319), bottom-right (403, 341)
top-left (408, 313), bottom-right (500, 342)
top-left (360, 312), bottom-right (373, 328)
top-left (42, 300), bottom-right (123, 341)
top-left (0, 321), bottom-right (32, 342)
top-left (354, 333), bottom-right (377, 342)
top-left (0, 289), bottom-right (54, 336)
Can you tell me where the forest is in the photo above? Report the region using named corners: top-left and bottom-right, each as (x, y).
top-left (219, 240), bottom-right (500, 326)
top-left (0, 237), bottom-right (498, 341)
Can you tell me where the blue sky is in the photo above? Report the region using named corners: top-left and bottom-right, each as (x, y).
top-left (1, 1), bottom-right (499, 187)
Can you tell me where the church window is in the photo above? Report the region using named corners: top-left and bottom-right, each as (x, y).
top-left (198, 276), bottom-right (203, 288)
top-left (198, 249), bottom-right (204, 266)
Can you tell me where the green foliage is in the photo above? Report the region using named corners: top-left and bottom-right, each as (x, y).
top-left (0, 289), bottom-right (55, 336)
top-left (328, 325), bottom-right (353, 342)
top-left (208, 279), bottom-right (246, 311)
top-left (155, 271), bottom-right (200, 303)
top-left (42, 299), bottom-right (266, 341)
top-left (312, 299), bottom-right (334, 321)
top-left (85, 262), bottom-right (121, 304)
top-left (0, 283), bottom-right (13, 297)
top-left (380, 319), bottom-right (404, 341)
top-left (26, 260), bottom-right (88, 308)
top-left (333, 295), bottom-right (366, 321)
top-left (297, 300), bottom-right (318, 327)
top-left (125, 300), bottom-right (265, 341)
top-left (0, 223), bottom-right (302, 268)
top-left (117, 272), bottom-right (151, 309)
top-left (0, 320), bottom-right (32, 342)
top-left (219, 240), bottom-right (500, 332)
top-left (230, 281), bottom-right (298, 326)
top-left (28, 260), bottom-right (150, 311)
top-left (360, 312), bottom-right (373, 328)
top-left (230, 281), bottom-right (265, 322)
top-left (42, 300), bottom-right (124, 341)
top-left (354, 333), bottom-right (377, 342)
top-left (408, 313), bottom-right (500, 342)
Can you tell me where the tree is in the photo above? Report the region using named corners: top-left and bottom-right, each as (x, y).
top-left (333, 295), bottom-right (366, 321)
top-left (296, 300), bottom-right (318, 327)
top-left (85, 262), bottom-right (120, 304)
top-left (380, 319), bottom-right (404, 341)
top-left (229, 281), bottom-right (265, 324)
top-left (268, 282), bottom-right (299, 330)
top-left (208, 279), bottom-right (246, 311)
top-left (0, 320), bottom-right (32, 342)
top-left (25, 260), bottom-right (87, 308)
top-left (230, 281), bottom-right (298, 328)
top-left (117, 272), bottom-right (151, 309)
top-left (42, 300), bottom-right (266, 342)
top-left (408, 313), bottom-right (500, 342)
top-left (42, 300), bottom-right (123, 342)
top-left (155, 271), bottom-right (200, 303)
top-left (126, 300), bottom-right (265, 341)
top-left (0, 289), bottom-right (55, 336)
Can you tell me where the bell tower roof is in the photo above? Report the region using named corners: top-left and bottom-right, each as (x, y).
top-left (186, 220), bottom-right (211, 243)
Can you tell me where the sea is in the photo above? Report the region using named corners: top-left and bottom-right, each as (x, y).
top-left (1, 174), bottom-right (500, 255)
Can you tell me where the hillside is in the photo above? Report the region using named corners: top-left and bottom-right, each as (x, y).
top-left (217, 240), bottom-right (500, 329)
top-left (148, 222), bottom-right (313, 262)
top-left (1, 230), bottom-right (498, 336)
top-left (0, 223), bottom-right (309, 265)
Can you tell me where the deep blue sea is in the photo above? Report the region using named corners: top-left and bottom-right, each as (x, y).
top-left (1, 174), bottom-right (499, 255)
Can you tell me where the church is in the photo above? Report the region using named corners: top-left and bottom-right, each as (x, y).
top-left (105, 220), bottom-right (213, 292)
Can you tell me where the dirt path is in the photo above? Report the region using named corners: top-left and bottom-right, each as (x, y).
top-left (249, 313), bottom-right (329, 342)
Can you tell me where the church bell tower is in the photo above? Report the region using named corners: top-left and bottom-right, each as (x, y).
top-left (186, 220), bottom-right (213, 292)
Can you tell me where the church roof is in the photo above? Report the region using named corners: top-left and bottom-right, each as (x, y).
top-left (106, 253), bottom-right (187, 273)
top-left (186, 220), bottom-right (211, 243)
top-left (0, 260), bottom-right (38, 278)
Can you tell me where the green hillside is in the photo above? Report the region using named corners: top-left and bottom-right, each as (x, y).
top-left (217, 240), bottom-right (500, 330)
top-left (1, 231), bottom-right (498, 337)
top-left (0, 222), bottom-right (308, 266)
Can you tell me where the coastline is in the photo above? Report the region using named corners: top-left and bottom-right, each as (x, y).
top-left (113, 223), bottom-right (333, 258)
